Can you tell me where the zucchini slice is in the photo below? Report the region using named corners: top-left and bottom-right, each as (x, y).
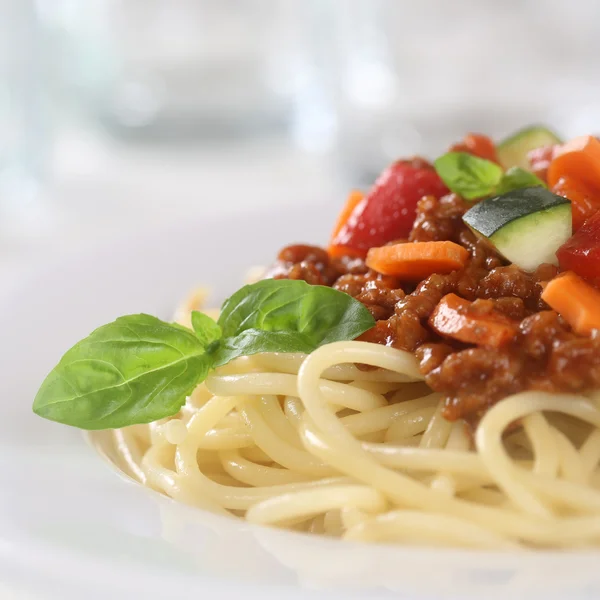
top-left (497, 126), bottom-right (562, 170)
top-left (462, 187), bottom-right (572, 272)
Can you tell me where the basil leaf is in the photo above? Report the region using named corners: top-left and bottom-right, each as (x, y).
top-left (32, 314), bottom-right (210, 430)
top-left (191, 311), bottom-right (222, 349)
top-left (495, 167), bottom-right (546, 196)
top-left (215, 279), bottom-right (375, 366)
top-left (32, 280), bottom-right (375, 430)
top-left (214, 330), bottom-right (315, 366)
top-left (434, 152), bottom-right (503, 200)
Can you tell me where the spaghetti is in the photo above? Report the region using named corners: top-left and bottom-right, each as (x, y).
top-left (109, 338), bottom-right (600, 549)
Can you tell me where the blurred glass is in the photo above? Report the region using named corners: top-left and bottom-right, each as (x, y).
top-left (0, 0), bottom-right (52, 237)
top-left (321, 0), bottom-right (600, 182)
top-left (46, 0), bottom-right (304, 141)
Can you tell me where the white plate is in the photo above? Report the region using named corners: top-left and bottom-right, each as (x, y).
top-left (1, 207), bottom-right (599, 600)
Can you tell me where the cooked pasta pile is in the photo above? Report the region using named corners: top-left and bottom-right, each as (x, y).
top-left (112, 340), bottom-right (600, 549)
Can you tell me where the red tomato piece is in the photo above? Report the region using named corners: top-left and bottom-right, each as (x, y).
top-left (552, 176), bottom-right (600, 231)
top-left (557, 211), bottom-right (600, 287)
top-left (449, 133), bottom-right (499, 163)
top-left (329, 161), bottom-right (449, 257)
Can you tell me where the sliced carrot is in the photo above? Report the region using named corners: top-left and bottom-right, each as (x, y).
top-left (552, 175), bottom-right (600, 231)
top-left (327, 190), bottom-right (365, 259)
top-left (541, 271), bottom-right (600, 335)
top-left (547, 135), bottom-right (600, 190)
top-left (429, 294), bottom-right (518, 347)
top-left (366, 241), bottom-right (469, 280)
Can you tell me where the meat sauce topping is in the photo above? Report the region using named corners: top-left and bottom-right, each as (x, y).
top-left (266, 192), bottom-right (600, 426)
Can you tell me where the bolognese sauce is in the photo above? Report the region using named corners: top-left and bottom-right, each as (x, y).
top-left (267, 147), bottom-right (600, 426)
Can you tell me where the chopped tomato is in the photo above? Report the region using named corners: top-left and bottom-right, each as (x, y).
top-left (329, 160), bottom-right (449, 258)
top-left (449, 133), bottom-right (499, 163)
top-left (552, 176), bottom-right (600, 231)
top-left (528, 145), bottom-right (556, 183)
top-left (557, 211), bottom-right (600, 288)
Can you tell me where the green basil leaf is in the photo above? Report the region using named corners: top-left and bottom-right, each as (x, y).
top-left (434, 152), bottom-right (503, 200)
top-left (495, 167), bottom-right (546, 196)
top-left (214, 279), bottom-right (375, 366)
top-left (32, 314), bottom-right (210, 430)
top-left (214, 330), bottom-right (315, 366)
top-left (191, 311), bottom-right (222, 349)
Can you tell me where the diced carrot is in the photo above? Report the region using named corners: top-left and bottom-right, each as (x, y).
top-left (327, 190), bottom-right (366, 259)
top-left (366, 241), bottom-right (469, 280)
top-left (552, 175), bottom-right (600, 231)
top-left (330, 190), bottom-right (364, 241)
top-left (429, 294), bottom-right (518, 347)
top-left (450, 133), bottom-right (499, 164)
top-left (547, 135), bottom-right (600, 190)
top-left (541, 271), bottom-right (600, 335)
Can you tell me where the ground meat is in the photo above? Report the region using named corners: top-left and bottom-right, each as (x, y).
top-left (266, 189), bottom-right (600, 425)
top-left (409, 193), bottom-right (471, 243)
top-left (264, 244), bottom-right (342, 286)
top-left (334, 273), bottom-right (405, 320)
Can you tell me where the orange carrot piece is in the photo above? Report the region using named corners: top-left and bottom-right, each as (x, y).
top-left (547, 135), bottom-right (600, 190)
top-left (328, 190), bottom-right (365, 259)
top-left (429, 294), bottom-right (518, 347)
top-left (541, 271), bottom-right (600, 335)
top-left (366, 241), bottom-right (469, 280)
top-left (330, 190), bottom-right (364, 240)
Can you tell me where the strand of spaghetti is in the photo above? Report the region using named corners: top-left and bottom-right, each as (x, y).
top-left (240, 445), bottom-right (273, 464)
top-left (343, 510), bottom-right (520, 550)
top-left (476, 392), bottom-right (600, 518)
top-left (429, 421), bottom-right (471, 497)
top-left (349, 380), bottom-right (402, 395)
top-left (383, 407), bottom-right (438, 442)
top-left (239, 399), bottom-right (336, 476)
top-left (323, 509), bottom-right (344, 536)
top-left (219, 449), bottom-right (314, 486)
top-left (254, 395), bottom-right (304, 449)
top-left (341, 395), bottom-right (439, 436)
top-left (420, 400), bottom-right (453, 449)
top-left (580, 429), bottom-right (600, 475)
top-left (553, 428), bottom-right (587, 485)
top-left (283, 396), bottom-right (304, 430)
top-left (195, 428), bottom-right (254, 450)
top-left (113, 428), bottom-right (147, 484)
top-left (522, 413), bottom-right (559, 477)
top-left (250, 352), bottom-right (421, 382)
top-left (206, 372), bottom-right (388, 412)
top-left (246, 485), bottom-right (387, 526)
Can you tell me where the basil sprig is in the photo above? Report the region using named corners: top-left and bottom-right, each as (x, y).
top-left (32, 279), bottom-right (375, 430)
top-left (434, 152), bottom-right (545, 201)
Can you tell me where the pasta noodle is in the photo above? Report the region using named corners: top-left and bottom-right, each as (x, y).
top-left (103, 338), bottom-right (600, 549)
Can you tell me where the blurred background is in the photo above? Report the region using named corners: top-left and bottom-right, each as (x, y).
top-left (1, 0), bottom-right (600, 273)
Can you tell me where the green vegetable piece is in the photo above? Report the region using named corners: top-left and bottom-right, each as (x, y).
top-left (32, 314), bottom-right (211, 430)
top-left (495, 167), bottom-right (546, 196)
top-left (434, 152), bottom-right (503, 200)
top-left (214, 279), bottom-right (375, 366)
top-left (191, 311), bottom-right (222, 350)
top-left (497, 125), bottom-right (562, 170)
top-left (462, 187), bottom-right (572, 272)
